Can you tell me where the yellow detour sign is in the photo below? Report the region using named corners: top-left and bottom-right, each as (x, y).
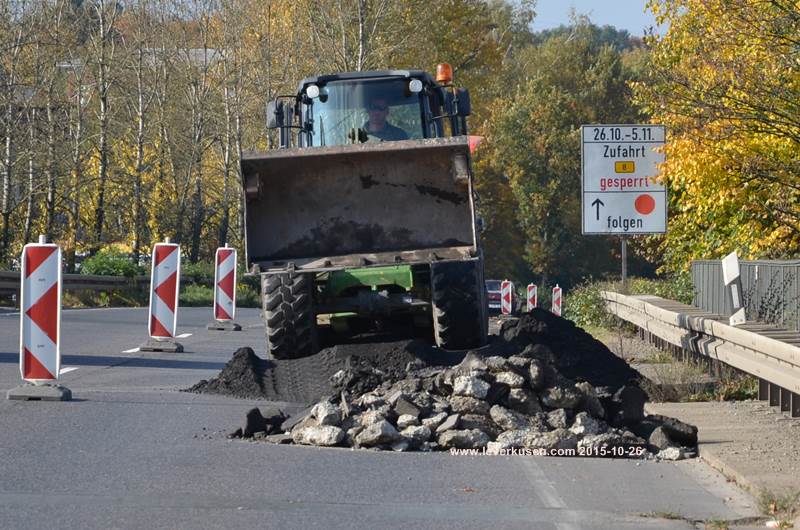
top-left (614, 161), bottom-right (635, 173)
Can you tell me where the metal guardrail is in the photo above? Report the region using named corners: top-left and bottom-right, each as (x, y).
top-left (602, 290), bottom-right (800, 417)
top-left (0, 271), bottom-right (149, 293)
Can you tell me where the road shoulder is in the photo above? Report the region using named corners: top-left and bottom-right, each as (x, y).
top-left (646, 400), bottom-right (800, 497)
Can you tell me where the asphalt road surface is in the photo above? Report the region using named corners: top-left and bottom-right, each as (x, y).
top-left (0, 307), bottom-right (756, 529)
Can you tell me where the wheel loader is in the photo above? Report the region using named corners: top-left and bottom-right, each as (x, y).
top-left (241, 65), bottom-right (487, 359)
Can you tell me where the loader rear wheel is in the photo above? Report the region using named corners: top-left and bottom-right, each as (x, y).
top-left (262, 272), bottom-right (317, 359)
top-left (431, 260), bottom-right (488, 350)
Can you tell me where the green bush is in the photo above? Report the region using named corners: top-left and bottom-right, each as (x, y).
top-left (565, 273), bottom-right (694, 329)
top-left (627, 274), bottom-right (695, 305)
top-left (81, 249), bottom-right (145, 277)
top-left (179, 284), bottom-right (214, 306)
top-left (564, 280), bottom-right (617, 328)
top-left (178, 282), bottom-right (259, 308)
top-left (181, 260), bottom-right (214, 286)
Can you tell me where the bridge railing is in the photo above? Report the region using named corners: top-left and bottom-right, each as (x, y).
top-left (602, 290), bottom-right (800, 417)
top-left (692, 259), bottom-right (800, 332)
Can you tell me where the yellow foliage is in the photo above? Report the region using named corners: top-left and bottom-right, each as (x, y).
top-left (638, 0), bottom-right (800, 270)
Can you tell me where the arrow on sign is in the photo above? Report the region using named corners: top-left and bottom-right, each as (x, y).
top-left (591, 198), bottom-right (605, 220)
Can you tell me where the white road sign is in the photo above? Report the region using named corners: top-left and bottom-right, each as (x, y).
top-left (581, 125), bottom-right (666, 234)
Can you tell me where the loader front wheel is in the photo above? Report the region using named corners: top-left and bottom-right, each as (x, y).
top-left (431, 260), bottom-right (488, 350)
top-left (262, 272), bottom-right (318, 359)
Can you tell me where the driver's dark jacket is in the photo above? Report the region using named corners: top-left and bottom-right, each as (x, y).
top-left (363, 122), bottom-right (409, 141)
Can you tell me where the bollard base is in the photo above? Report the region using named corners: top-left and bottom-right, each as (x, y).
top-left (139, 338), bottom-right (184, 353)
top-left (7, 383), bottom-right (72, 401)
top-left (207, 320), bottom-right (242, 331)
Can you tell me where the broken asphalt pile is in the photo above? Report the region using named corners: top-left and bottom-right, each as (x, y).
top-left (193, 309), bottom-right (697, 458)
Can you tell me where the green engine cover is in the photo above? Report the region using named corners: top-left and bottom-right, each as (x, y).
top-left (327, 265), bottom-right (414, 296)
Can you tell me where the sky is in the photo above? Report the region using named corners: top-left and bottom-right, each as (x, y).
top-left (532, 0), bottom-right (660, 37)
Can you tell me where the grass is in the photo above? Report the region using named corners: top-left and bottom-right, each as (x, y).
top-left (590, 319), bottom-right (760, 403)
top-left (640, 349), bottom-right (674, 364)
top-left (62, 288), bottom-right (148, 308)
top-left (638, 360), bottom-right (711, 402)
top-left (758, 489), bottom-right (800, 528)
top-left (688, 373), bottom-right (758, 402)
top-left (703, 519), bottom-right (729, 530)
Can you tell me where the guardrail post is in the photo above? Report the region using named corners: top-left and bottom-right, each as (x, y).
top-left (780, 388), bottom-right (791, 412)
top-left (791, 393), bottom-right (800, 418)
top-left (769, 383), bottom-right (780, 407)
top-left (758, 379), bottom-right (769, 400)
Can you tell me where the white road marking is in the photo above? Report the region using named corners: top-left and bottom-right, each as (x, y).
top-left (175, 333), bottom-right (192, 338)
top-left (59, 366), bottom-right (79, 375)
top-left (121, 347), bottom-right (140, 353)
top-left (521, 459), bottom-right (581, 530)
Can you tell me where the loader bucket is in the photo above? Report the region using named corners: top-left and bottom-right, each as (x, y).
top-left (242, 137), bottom-right (477, 271)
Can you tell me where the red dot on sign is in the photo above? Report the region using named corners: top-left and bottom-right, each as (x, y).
top-left (635, 194), bottom-right (655, 215)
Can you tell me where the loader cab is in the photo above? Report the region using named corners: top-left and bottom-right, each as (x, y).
top-left (266, 68), bottom-right (471, 148)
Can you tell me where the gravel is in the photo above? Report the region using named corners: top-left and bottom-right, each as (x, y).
top-left (205, 310), bottom-right (697, 459)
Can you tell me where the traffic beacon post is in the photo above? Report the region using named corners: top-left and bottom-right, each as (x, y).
top-left (140, 238), bottom-right (184, 352)
top-left (551, 284), bottom-right (562, 317)
top-left (7, 235), bottom-right (72, 401)
top-left (207, 244), bottom-right (241, 331)
top-left (581, 125), bottom-right (667, 292)
top-left (500, 280), bottom-right (513, 315)
top-left (721, 251), bottom-right (746, 326)
top-left (526, 283), bottom-right (537, 312)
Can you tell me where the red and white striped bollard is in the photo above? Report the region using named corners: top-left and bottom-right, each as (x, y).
top-left (7, 235), bottom-right (71, 400)
top-left (501, 280), bottom-right (513, 315)
top-left (551, 284), bottom-right (562, 316)
top-left (140, 239), bottom-right (184, 352)
top-left (208, 245), bottom-right (241, 331)
top-left (526, 284), bottom-right (537, 312)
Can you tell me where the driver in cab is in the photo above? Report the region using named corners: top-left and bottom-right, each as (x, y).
top-left (363, 98), bottom-right (409, 141)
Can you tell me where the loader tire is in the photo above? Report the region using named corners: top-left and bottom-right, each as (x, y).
top-left (261, 272), bottom-right (317, 360)
top-left (431, 260), bottom-right (488, 350)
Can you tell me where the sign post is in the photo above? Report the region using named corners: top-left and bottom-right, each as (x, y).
top-left (621, 237), bottom-right (628, 294)
top-left (208, 245), bottom-right (241, 331)
top-left (7, 235), bottom-right (71, 401)
top-left (581, 125), bottom-right (667, 287)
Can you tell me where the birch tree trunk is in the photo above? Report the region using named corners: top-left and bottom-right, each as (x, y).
top-left (91, 0), bottom-right (119, 250)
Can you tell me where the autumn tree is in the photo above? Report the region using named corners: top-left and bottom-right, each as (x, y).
top-left (476, 22), bottom-right (645, 286)
top-left (636, 0), bottom-right (800, 269)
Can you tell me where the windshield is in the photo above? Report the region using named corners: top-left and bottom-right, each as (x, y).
top-left (304, 78), bottom-right (424, 147)
top-left (485, 280), bottom-right (502, 291)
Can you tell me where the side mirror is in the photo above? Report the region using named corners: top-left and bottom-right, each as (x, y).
top-left (456, 89), bottom-right (471, 117)
top-left (266, 99), bottom-right (283, 129)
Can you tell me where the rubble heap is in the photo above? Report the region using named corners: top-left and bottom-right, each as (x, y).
top-left (217, 310), bottom-right (698, 459)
